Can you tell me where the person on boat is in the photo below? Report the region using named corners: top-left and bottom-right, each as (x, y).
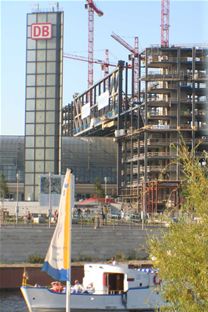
top-left (86, 282), bottom-right (95, 294)
top-left (50, 281), bottom-right (64, 292)
top-left (71, 279), bottom-right (85, 294)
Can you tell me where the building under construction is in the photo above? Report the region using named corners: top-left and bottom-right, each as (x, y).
top-left (62, 46), bottom-right (208, 213)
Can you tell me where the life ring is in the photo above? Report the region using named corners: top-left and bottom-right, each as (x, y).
top-left (153, 274), bottom-right (162, 285)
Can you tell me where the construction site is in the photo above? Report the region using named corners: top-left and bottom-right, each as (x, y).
top-left (62, 0), bottom-right (208, 214)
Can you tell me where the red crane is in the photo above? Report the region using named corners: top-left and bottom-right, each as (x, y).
top-left (111, 32), bottom-right (139, 97)
top-left (63, 51), bottom-right (117, 77)
top-left (161, 0), bottom-right (170, 47)
top-left (85, 0), bottom-right (103, 88)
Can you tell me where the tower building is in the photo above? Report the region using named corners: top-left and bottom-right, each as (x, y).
top-left (24, 7), bottom-right (63, 201)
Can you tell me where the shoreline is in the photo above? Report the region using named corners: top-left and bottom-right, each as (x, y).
top-left (0, 260), bottom-right (152, 290)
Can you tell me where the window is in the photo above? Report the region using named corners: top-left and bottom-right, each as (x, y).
top-left (25, 173), bottom-right (34, 184)
top-left (47, 50), bottom-right (56, 61)
top-left (26, 100), bottom-right (35, 110)
top-left (25, 149), bottom-right (34, 160)
top-left (28, 14), bottom-right (36, 25)
top-left (46, 99), bottom-right (55, 110)
top-left (35, 136), bottom-right (44, 147)
top-left (37, 50), bottom-right (46, 61)
top-left (35, 161), bottom-right (44, 172)
top-left (45, 136), bottom-right (55, 148)
top-left (46, 111), bottom-right (55, 123)
top-left (47, 38), bottom-right (56, 49)
top-left (26, 124), bottom-right (35, 136)
top-left (36, 75), bottom-right (46, 86)
top-left (37, 63), bottom-right (46, 74)
top-left (27, 63), bottom-right (36, 74)
top-left (27, 75), bottom-right (36, 86)
top-left (48, 13), bottom-right (57, 23)
top-left (27, 39), bottom-right (36, 49)
top-left (36, 124), bottom-right (45, 135)
top-left (36, 112), bottom-right (45, 123)
top-left (46, 86), bottom-right (55, 98)
top-left (36, 99), bottom-right (45, 110)
top-left (26, 112), bottom-right (35, 123)
top-left (27, 50), bottom-right (36, 62)
top-left (25, 161), bottom-right (34, 172)
top-left (37, 87), bottom-right (45, 98)
top-left (45, 161), bottom-right (54, 172)
top-left (47, 62), bottom-right (56, 74)
top-left (37, 40), bottom-right (46, 49)
top-left (35, 149), bottom-right (44, 160)
top-left (46, 74), bottom-right (55, 85)
top-left (27, 87), bottom-right (35, 98)
top-left (46, 124), bottom-right (55, 135)
top-left (46, 149), bottom-right (54, 160)
top-left (25, 136), bottom-right (35, 148)
top-left (37, 14), bottom-right (46, 23)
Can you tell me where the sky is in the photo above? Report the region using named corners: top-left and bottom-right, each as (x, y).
top-left (1, 0), bottom-right (208, 135)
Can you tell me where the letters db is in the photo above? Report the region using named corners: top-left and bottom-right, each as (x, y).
top-left (31, 23), bottom-right (52, 40)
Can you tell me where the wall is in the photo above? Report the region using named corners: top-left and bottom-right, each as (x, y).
top-left (0, 225), bottom-right (164, 263)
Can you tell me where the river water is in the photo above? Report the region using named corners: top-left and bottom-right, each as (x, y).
top-left (0, 290), bottom-right (28, 312)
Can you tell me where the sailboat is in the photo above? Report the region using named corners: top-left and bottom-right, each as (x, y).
top-left (21, 169), bottom-right (166, 312)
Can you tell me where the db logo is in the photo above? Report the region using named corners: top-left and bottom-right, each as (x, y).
top-left (31, 23), bottom-right (52, 40)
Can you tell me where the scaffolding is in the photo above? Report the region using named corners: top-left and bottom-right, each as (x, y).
top-left (119, 46), bottom-right (208, 212)
top-left (64, 46), bottom-right (208, 213)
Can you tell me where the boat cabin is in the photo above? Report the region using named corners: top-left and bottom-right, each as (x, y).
top-left (82, 263), bottom-right (155, 295)
top-left (82, 263), bottom-right (128, 295)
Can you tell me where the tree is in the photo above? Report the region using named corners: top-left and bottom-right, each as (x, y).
top-left (0, 173), bottom-right (8, 199)
top-left (94, 178), bottom-right (105, 198)
top-left (149, 144), bottom-right (208, 312)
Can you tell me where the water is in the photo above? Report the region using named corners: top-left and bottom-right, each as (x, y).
top-left (0, 290), bottom-right (28, 312)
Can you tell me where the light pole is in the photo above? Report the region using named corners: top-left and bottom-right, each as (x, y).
top-left (48, 172), bottom-right (52, 228)
top-left (104, 176), bottom-right (108, 203)
top-left (15, 172), bottom-right (19, 224)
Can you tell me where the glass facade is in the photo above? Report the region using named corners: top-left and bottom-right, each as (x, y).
top-left (61, 137), bottom-right (117, 184)
top-left (0, 136), bottom-right (24, 183)
top-left (0, 136), bottom-right (117, 200)
top-left (24, 10), bottom-right (63, 201)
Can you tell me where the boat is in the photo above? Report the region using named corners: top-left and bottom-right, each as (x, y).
top-left (21, 169), bottom-right (166, 312)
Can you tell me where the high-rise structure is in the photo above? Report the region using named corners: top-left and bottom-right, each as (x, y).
top-left (71, 47), bottom-right (208, 213)
top-left (24, 8), bottom-right (63, 201)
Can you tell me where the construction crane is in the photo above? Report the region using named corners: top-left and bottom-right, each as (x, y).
top-left (161, 0), bottom-right (170, 47)
top-left (85, 0), bottom-right (103, 88)
top-left (111, 32), bottom-right (139, 97)
top-left (64, 50), bottom-right (117, 78)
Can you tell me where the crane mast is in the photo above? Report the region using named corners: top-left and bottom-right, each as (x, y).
top-left (111, 32), bottom-right (139, 97)
top-left (161, 0), bottom-right (170, 47)
top-left (85, 0), bottom-right (103, 88)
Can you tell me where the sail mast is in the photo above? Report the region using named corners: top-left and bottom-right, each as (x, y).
top-left (66, 170), bottom-right (74, 312)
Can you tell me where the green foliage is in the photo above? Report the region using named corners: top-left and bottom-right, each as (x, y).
top-left (0, 174), bottom-right (8, 199)
top-left (94, 178), bottom-right (105, 198)
top-left (27, 254), bottom-right (44, 264)
top-left (149, 142), bottom-right (208, 312)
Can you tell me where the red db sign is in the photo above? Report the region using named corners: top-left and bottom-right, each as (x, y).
top-left (31, 23), bottom-right (52, 40)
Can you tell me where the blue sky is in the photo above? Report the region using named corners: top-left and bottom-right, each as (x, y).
top-left (1, 0), bottom-right (208, 135)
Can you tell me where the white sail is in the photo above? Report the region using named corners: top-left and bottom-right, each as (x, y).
top-left (42, 169), bottom-right (74, 281)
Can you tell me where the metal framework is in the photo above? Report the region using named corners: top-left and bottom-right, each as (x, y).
top-left (161, 0), bottom-right (170, 47)
top-left (63, 46), bottom-right (208, 214)
top-left (111, 32), bottom-right (140, 97)
top-left (85, 0), bottom-right (103, 88)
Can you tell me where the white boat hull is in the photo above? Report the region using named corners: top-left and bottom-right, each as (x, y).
top-left (21, 286), bottom-right (163, 312)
